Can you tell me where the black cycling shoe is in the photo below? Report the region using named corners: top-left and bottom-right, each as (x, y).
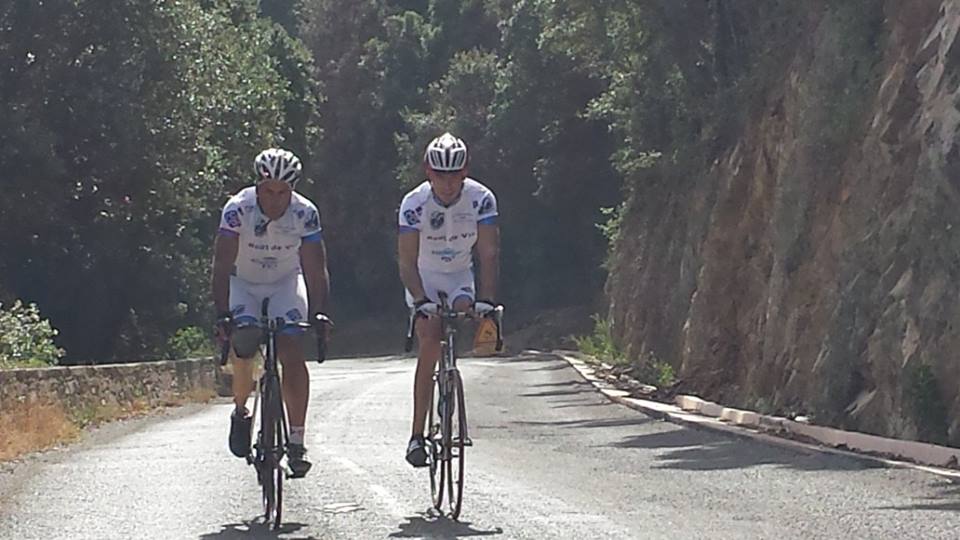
top-left (287, 443), bottom-right (312, 478)
top-left (228, 408), bottom-right (252, 458)
top-left (405, 435), bottom-right (428, 468)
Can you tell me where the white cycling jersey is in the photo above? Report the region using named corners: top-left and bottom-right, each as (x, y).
top-left (218, 186), bottom-right (323, 284)
top-left (398, 178), bottom-right (498, 273)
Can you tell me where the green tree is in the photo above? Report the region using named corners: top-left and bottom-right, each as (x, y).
top-left (0, 0), bottom-right (315, 363)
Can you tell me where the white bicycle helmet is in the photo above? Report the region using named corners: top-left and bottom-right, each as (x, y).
top-left (424, 132), bottom-right (468, 171)
top-left (254, 148), bottom-right (302, 186)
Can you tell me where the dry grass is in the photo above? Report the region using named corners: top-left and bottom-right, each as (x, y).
top-left (0, 400), bottom-right (80, 461)
top-left (0, 386), bottom-right (218, 462)
top-left (163, 387), bottom-right (217, 407)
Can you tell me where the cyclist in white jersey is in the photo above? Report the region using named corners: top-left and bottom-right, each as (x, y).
top-left (212, 148), bottom-right (330, 478)
top-left (397, 133), bottom-right (500, 467)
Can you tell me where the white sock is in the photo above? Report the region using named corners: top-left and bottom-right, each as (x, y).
top-left (289, 426), bottom-right (305, 445)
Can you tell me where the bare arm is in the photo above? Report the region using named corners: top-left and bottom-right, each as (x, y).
top-left (475, 223), bottom-right (500, 301)
top-left (398, 231), bottom-right (427, 301)
top-left (300, 239), bottom-right (331, 315)
top-left (212, 233), bottom-right (239, 314)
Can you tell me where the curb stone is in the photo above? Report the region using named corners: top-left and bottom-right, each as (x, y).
top-left (552, 350), bottom-right (960, 481)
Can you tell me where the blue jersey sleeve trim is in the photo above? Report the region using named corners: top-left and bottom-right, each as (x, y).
top-left (218, 228), bottom-right (240, 237)
top-left (398, 225), bottom-right (419, 234)
top-left (301, 232), bottom-right (324, 243)
top-left (478, 216), bottom-right (498, 225)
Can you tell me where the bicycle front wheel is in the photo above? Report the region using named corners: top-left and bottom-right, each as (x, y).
top-left (429, 374), bottom-right (445, 510)
top-left (447, 370), bottom-right (467, 519)
top-left (260, 378), bottom-right (283, 528)
top-left (273, 412), bottom-right (284, 530)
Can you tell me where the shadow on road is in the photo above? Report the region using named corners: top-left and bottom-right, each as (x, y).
top-left (608, 426), bottom-right (883, 472)
top-left (520, 362), bottom-right (570, 373)
top-left (549, 401), bottom-right (616, 410)
top-left (504, 351), bottom-right (885, 475)
top-left (513, 417), bottom-right (655, 430)
top-left (199, 519), bottom-right (316, 540)
top-left (389, 509), bottom-right (503, 538)
top-left (529, 380), bottom-right (593, 388)
top-left (880, 481), bottom-right (960, 512)
top-left (520, 388), bottom-right (594, 398)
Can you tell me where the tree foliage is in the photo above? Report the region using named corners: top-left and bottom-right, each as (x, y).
top-left (0, 0), bottom-right (809, 363)
top-left (0, 0), bottom-right (316, 363)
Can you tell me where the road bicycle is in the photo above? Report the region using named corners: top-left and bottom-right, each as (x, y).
top-left (405, 293), bottom-right (503, 519)
top-left (219, 299), bottom-right (330, 529)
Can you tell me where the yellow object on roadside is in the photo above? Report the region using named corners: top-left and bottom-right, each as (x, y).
top-left (472, 318), bottom-right (499, 356)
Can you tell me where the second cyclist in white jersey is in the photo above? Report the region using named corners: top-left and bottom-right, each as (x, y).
top-left (397, 132), bottom-right (500, 467)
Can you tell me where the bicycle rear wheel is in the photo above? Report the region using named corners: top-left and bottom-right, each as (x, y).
top-left (447, 370), bottom-right (467, 519)
top-left (429, 374), bottom-right (445, 510)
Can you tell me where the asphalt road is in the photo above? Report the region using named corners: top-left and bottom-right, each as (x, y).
top-left (2, 352), bottom-right (960, 539)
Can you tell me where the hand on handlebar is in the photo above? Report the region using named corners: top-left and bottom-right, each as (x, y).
top-left (414, 298), bottom-right (440, 318)
top-left (473, 300), bottom-right (497, 317)
top-left (214, 312), bottom-right (233, 347)
top-left (312, 312), bottom-right (333, 334)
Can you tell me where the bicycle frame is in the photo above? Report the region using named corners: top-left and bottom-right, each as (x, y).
top-left (406, 292), bottom-right (503, 519)
top-left (217, 299), bottom-right (323, 530)
top-left (435, 297), bottom-right (472, 457)
top-left (248, 305), bottom-right (297, 529)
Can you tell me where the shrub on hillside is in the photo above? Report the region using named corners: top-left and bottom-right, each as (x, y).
top-left (0, 301), bottom-right (64, 368)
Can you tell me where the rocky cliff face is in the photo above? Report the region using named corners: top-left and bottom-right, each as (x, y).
top-left (608, 0), bottom-right (960, 444)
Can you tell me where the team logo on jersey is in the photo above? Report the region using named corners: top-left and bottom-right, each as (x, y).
top-left (304, 210), bottom-right (320, 231)
top-left (433, 247), bottom-right (459, 262)
top-left (479, 196), bottom-right (494, 215)
top-left (224, 210), bottom-right (241, 228)
top-left (403, 209), bottom-right (420, 226)
top-left (255, 218), bottom-right (269, 236)
top-left (430, 211), bottom-right (445, 230)
top-left (257, 257), bottom-right (279, 269)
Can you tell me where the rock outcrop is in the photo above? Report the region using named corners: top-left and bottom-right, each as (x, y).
top-left (608, 0), bottom-right (960, 444)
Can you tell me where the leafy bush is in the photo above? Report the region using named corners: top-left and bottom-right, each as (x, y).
top-left (166, 326), bottom-right (213, 360)
top-left (905, 363), bottom-right (948, 445)
top-left (0, 300), bottom-right (64, 368)
top-left (576, 315), bottom-right (677, 388)
top-left (635, 352), bottom-right (676, 389)
top-left (574, 315), bottom-right (625, 364)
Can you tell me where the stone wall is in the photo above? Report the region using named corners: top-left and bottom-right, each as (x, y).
top-left (0, 358), bottom-right (218, 412)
